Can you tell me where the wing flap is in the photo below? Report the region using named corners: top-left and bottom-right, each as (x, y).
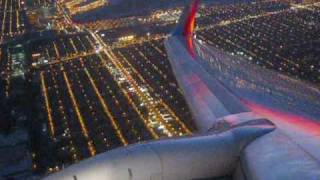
top-left (241, 129), bottom-right (320, 180)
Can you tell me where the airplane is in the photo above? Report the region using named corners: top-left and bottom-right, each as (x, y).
top-left (44, 0), bottom-right (320, 179)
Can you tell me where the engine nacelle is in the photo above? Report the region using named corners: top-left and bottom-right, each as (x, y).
top-left (44, 118), bottom-right (274, 180)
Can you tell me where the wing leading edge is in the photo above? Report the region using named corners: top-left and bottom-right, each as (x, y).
top-left (165, 0), bottom-right (251, 131)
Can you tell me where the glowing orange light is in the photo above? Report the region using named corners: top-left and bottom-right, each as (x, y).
top-left (183, 0), bottom-right (200, 36)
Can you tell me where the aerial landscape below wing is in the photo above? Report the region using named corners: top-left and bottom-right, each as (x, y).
top-left (1, 0), bottom-right (319, 179)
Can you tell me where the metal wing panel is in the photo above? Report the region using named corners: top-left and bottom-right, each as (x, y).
top-left (165, 37), bottom-right (250, 131)
top-left (241, 129), bottom-right (320, 180)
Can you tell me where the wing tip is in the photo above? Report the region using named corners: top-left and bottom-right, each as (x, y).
top-left (173, 0), bottom-right (200, 36)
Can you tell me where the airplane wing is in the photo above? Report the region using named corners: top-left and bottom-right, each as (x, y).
top-left (164, 0), bottom-right (320, 179)
top-left (165, 0), bottom-right (251, 131)
top-left (43, 1), bottom-right (320, 179)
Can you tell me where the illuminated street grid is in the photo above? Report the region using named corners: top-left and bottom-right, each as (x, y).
top-left (82, 1), bottom-right (290, 31)
top-left (91, 1), bottom-right (319, 85)
top-left (31, 0), bottom-right (54, 7)
top-left (113, 39), bottom-right (195, 129)
top-left (30, 34), bottom-right (96, 67)
top-left (197, 2), bottom-right (320, 84)
top-left (0, 0), bottom-right (28, 43)
top-left (0, 47), bottom-right (10, 98)
top-left (31, 33), bottom-right (194, 173)
top-left (27, 0), bottom-right (320, 175)
top-left (58, 0), bottom-right (108, 15)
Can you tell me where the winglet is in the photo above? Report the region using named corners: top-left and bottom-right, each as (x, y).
top-left (173, 0), bottom-right (200, 36)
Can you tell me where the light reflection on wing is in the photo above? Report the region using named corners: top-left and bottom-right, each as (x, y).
top-left (194, 39), bottom-right (320, 121)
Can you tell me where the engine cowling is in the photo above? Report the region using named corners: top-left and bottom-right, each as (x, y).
top-left (44, 118), bottom-right (274, 180)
